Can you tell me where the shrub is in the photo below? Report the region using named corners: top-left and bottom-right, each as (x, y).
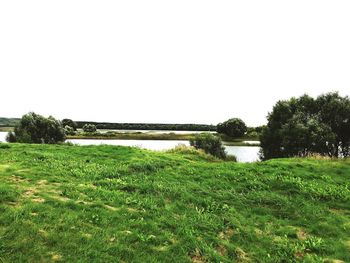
top-left (190, 133), bottom-right (227, 159)
top-left (217, 118), bottom-right (247, 138)
top-left (8, 112), bottom-right (65, 144)
top-left (6, 132), bottom-right (17, 143)
top-left (64, 125), bottom-right (76, 136)
top-left (83, 124), bottom-right (97, 133)
top-left (62, 119), bottom-right (78, 131)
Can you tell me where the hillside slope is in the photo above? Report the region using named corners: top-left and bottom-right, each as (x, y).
top-left (0, 144), bottom-right (349, 262)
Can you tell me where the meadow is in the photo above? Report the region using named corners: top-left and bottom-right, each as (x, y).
top-left (0, 143), bottom-right (349, 262)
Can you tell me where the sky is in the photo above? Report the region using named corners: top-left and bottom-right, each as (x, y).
top-left (0, 1), bottom-right (349, 126)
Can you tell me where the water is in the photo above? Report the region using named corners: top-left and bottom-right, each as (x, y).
top-left (225, 146), bottom-right (260, 162)
top-left (0, 132), bottom-right (260, 162)
top-left (0, 132), bottom-right (7, 142)
top-left (67, 138), bottom-right (260, 162)
top-left (68, 139), bottom-right (190, 151)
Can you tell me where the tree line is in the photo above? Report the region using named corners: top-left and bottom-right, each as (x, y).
top-left (75, 122), bottom-right (217, 131)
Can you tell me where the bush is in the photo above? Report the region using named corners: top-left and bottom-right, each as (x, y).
top-left (217, 118), bottom-right (247, 138)
top-left (6, 132), bottom-right (17, 143)
top-left (62, 119), bottom-right (77, 131)
top-left (64, 125), bottom-right (76, 136)
top-left (190, 133), bottom-right (227, 159)
top-left (82, 124), bottom-right (97, 133)
top-left (8, 112), bottom-right (65, 144)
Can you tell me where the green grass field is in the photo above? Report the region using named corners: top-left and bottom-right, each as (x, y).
top-left (0, 143), bottom-right (349, 262)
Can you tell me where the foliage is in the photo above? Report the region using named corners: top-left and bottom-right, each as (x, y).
top-left (0, 144), bottom-right (349, 262)
top-left (82, 124), bottom-right (97, 133)
top-left (8, 112), bottom-right (65, 144)
top-left (190, 133), bottom-right (227, 159)
top-left (76, 121), bottom-right (217, 131)
top-left (261, 92), bottom-right (350, 159)
top-left (62, 119), bottom-right (78, 131)
top-left (217, 118), bottom-right (247, 138)
top-left (64, 125), bottom-right (76, 136)
top-left (0, 117), bottom-right (20, 127)
top-left (6, 131), bottom-right (17, 142)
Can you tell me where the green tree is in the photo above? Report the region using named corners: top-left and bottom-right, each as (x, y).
top-left (62, 119), bottom-right (78, 131)
top-left (217, 118), bottom-right (247, 138)
top-left (260, 92), bottom-right (350, 159)
top-left (8, 112), bottom-right (65, 144)
top-left (82, 124), bottom-right (97, 133)
top-left (190, 133), bottom-right (227, 159)
top-left (64, 125), bottom-right (76, 136)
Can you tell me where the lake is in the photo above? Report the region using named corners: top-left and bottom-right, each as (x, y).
top-left (67, 139), bottom-right (260, 162)
top-left (0, 132), bottom-right (7, 142)
top-left (0, 132), bottom-right (260, 162)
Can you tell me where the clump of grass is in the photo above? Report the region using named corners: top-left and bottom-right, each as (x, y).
top-left (0, 184), bottom-right (19, 202)
top-left (0, 143), bottom-right (11, 149)
top-left (166, 144), bottom-right (219, 161)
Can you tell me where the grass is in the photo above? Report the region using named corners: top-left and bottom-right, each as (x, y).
top-left (0, 143), bottom-right (349, 262)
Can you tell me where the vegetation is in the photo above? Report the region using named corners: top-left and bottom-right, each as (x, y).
top-left (76, 121), bottom-right (217, 131)
top-left (62, 119), bottom-right (78, 131)
top-left (7, 112), bottom-right (65, 144)
top-left (64, 125), bottom-right (76, 136)
top-left (190, 133), bottom-right (228, 160)
top-left (82, 124), bottom-right (97, 133)
top-left (261, 92), bottom-right (350, 160)
top-left (0, 143), bottom-right (349, 262)
top-left (217, 118), bottom-right (247, 138)
top-left (0, 127), bottom-right (14, 132)
top-left (0, 117), bottom-right (20, 127)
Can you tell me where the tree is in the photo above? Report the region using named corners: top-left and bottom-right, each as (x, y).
top-left (8, 112), bottom-right (65, 144)
top-left (64, 125), bottom-right (76, 136)
top-left (260, 92), bottom-right (350, 160)
top-left (82, 124), bottom-right (97, 133)
top-left (62, 119), bottom-right (78, 131)
top-left (190, 133), bottom-right (227, 159)
top-left (217, 118), bottom-right (247, 138)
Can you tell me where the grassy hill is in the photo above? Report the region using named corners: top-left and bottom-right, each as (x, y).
top-left (0, 143), bottom-right (349, 262)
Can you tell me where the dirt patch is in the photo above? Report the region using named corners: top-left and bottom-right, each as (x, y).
top-left (216, 245), bottom-right (227, 256)
top-left (235, 247), bottom-right (250, 262)
top-left (190, 249), bottom-right (205, 263)
top-left (23, 188), bottom-right (37, 198)
top-left (218, 227), bottom-right (234, 240)
top-left (32, 197), bottom-right (45, 203)
top-left (104, 205), bottom-right (119, 211)
top-left (9, 175), bottom-right (27, 183)
top-left (5, 201), bottom-right (19, 207)
top-left (296, 229), bottom-right (307, 240)
top-left (37, 179), bottom-right (48, 185)
top-left (51, 253), bottom-right (62, 261)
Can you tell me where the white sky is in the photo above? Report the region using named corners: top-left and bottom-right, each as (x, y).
top-left (0, 1), bottom-right (349, 126)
